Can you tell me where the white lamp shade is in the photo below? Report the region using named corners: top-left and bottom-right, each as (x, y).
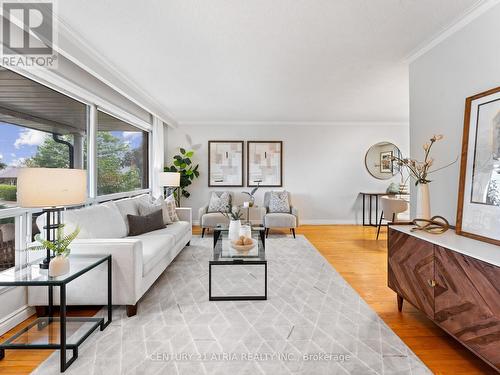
top-left (17, 168), bottom-right (87, 208)
top-left (158, 172), bottom-right (180, 187)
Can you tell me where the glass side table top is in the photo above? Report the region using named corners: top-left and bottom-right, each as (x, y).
top-left (0, 254), bottom-right (110, 286)
top-left (212, 229), bottom-right (266, 263)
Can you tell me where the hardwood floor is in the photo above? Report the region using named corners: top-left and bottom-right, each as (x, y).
top-left (0, 225), bottom-right (494, 374)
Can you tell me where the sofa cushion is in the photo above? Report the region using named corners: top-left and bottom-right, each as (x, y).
top-left (127, 210), bottom-right (165, 236)
top-left (115, 195), bottom-right (152, 232)
top-left (65, 201), bottom-right (127, 239)
top-left (134, 233), bottom-right (175, 276)
top-left (264, 213), bottom-right (296, 228)
top-left (136, 221), bottom-right (190, 244)
top-left (201, 212), bottom-right (229, 228)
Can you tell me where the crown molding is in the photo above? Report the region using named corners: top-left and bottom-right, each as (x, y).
top-left (405, 0), bottom-right (500, 63)
top-left (52, 15), bottom-right (179, 128)
top-left (178, 120), bottom-right (409, 127)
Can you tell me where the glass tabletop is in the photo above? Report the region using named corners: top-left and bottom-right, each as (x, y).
top-left (213, 224), bottom-right (265, 232)
top-left (212, 229), bottom-right (266, 263)
top-left (0, 254), bottom-right (110, 286)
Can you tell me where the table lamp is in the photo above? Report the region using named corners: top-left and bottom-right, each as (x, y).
top-left (158, 172), bottom-right (180, 202)
top-left (17, 168), bottom-right (87, 269)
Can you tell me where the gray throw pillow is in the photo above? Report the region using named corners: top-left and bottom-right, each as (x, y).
top-left (127, 209), bottom-right (165, 236)
top-left (207, 192), bottom-right (231, 213)
top-left (269, 191), bottom-right (290, 213)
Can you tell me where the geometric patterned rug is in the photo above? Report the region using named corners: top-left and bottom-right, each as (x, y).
top-left (32, 235), bottom-right (431, 375)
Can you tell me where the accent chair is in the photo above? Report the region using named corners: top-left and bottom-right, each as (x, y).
top-left (262, 191), bottom-right (299, 238)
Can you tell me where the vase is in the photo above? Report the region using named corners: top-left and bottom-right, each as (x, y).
top-left (416, 183), bottom-right (431, 220)
top-left (228, 220), bottom-right (241, 241)
top-left (49, 255), bottom-right (70, 277)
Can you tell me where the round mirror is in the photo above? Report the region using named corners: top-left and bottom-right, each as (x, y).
top-left (365, 142), bottom-right (402, 180)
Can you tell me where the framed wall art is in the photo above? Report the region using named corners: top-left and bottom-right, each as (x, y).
top-left (456, 86), bottom-right (500, 245)
top-left (380, 151), bottom-right (394, 173)
top-left (247, 141), bottom-right (283, 187)
top-left (208, 141), bottom-right (244, 187)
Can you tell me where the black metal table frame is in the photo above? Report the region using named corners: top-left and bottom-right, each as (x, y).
top-left (210, 227), bottom-right (267, 301)
top-left (0, 255), bottom-right (112, 372)
top-left (361, 193), bottom-right (380, 227)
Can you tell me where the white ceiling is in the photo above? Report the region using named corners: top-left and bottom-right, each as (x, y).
top-left (57, 0), bottom-right (482, 124)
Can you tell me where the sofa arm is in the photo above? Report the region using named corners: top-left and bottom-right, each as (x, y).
top-left (70, 238), bottom-right (143, 304)
top-left (176, 207), bottom-right (192, 226)
top-left (198, 205), bottom-right (208, 224)
top-left (291, 206), bottom-right (299, 227)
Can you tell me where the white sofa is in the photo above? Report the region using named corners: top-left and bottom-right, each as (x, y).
top-left (28, 194), bottom-right (192, 316)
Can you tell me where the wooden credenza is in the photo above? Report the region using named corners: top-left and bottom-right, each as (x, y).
top-left (388, 226), bottom-right (500, 372)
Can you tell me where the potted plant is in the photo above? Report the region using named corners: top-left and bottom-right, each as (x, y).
top-left (220, 204), bottom-right (244, 241)
top-left (242, 183), bottom-right (259, 207)
top-left (29, 225), bottom-right (80, 277)
top-left (166, 148), bottom-right (200, 206)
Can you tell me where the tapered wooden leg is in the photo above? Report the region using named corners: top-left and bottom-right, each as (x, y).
top-left (291, 228), bottom-right (296, 238)
top-left (35, 306), bottom-right (47, 317)
top-left (126, 304), bottom-right (138, 317)
top-left (397, 295), bottom-right (404, 312)
top-left (201, 228), bottom-right (206, 238)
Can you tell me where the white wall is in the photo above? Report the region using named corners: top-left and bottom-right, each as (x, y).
top-left (409, 3), bottom-right (500, 223)
top-left (167, 123), bottom-right (409, 224)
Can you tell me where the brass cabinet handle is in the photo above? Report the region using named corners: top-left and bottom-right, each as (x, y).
top-left (427, 279), bottom-right (436, 288)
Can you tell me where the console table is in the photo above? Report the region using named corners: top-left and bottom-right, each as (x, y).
top-left (359, 192), bottom-right (409, 226)
top-left (388, 225), bottom-right (499, 372)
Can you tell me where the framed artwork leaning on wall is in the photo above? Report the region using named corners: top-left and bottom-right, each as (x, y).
top-left (208, 141), bottom-right (244, 187)
top-left (456, 86), bottom-right (500, 245)
top-left (247, 141), bottom-right (283, 187)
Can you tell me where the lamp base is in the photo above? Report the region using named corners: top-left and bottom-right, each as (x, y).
top-left (39, 258), bottom-right (50, 269)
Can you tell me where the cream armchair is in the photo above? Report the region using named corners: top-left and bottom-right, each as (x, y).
top-left (198, 191), bottom-right (234, 237)
top-left (263, 191), bottom-right (299, 238)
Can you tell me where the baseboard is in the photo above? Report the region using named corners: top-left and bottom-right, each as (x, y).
top-left (193, 219), bottom-right (360, 226)
top-left (0, 305), bottom-right (35, 335)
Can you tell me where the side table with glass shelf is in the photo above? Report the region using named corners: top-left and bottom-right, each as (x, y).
top-left (0, 254), bottom-right (112, 372)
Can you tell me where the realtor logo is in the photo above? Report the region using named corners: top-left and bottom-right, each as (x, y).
top-left (1, 1), bottom-right (57, 67)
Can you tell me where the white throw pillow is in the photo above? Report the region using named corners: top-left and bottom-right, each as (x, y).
top-left (149, 196), bottom-right (172, 225)
top-left (269, 191), bottom-right (290, 213)
top-left (207, 192), bottom-right (231, 213)
top-left (64, 201), bottom-right (127, 239)
top-left (165, 194), bottom-right (179, 222)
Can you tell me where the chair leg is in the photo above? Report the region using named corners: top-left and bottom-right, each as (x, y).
top-left (291, 228), bottom-right (296, 239)
top-left (265, 228), bottom-right (270, 238)
top-left (126, 303), bottom-right (138, 317)
top-left (201, 228), bottom-right (206, 238)
top-left (376, 211), bottom-right (384, 240)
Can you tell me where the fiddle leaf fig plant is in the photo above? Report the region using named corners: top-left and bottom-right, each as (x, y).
top-left (166, 147), bottom-right (200, 205)
top-left (29, 225), bottom-right (80, 257)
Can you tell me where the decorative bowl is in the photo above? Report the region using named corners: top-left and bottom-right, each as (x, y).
top-left (230, 238), bottom-right (256, 252)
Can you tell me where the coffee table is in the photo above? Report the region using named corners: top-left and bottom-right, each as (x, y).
top-left (210, 225), bottom-right (267, 301)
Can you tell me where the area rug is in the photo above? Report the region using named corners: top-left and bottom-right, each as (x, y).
top-left (32, 235), bottom-right (431, 375)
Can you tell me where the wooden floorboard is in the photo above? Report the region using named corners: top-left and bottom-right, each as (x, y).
top-left (0, 225), bottom-right (494, 374)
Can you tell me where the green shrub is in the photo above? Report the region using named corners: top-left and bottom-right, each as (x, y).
top-left (0, 185), bottom-right (16, 201)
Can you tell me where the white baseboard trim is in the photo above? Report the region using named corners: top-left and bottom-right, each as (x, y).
top-left (0, 305), bottom-right (34, 336)
top-left (192, 219), bottom-right (360, 226)
top-left (300, 219), bottom-right (359, 225)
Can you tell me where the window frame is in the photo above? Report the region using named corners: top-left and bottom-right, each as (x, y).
top-left (0, 68), bottom-right (154, 276)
